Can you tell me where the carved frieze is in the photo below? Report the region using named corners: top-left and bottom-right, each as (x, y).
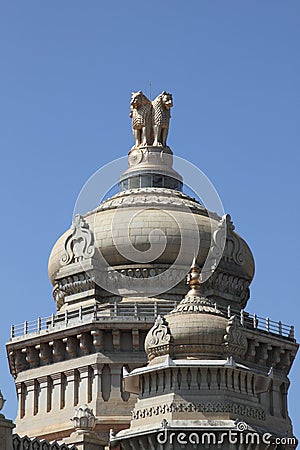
top-left (131, 401), bottom-right (265, 421)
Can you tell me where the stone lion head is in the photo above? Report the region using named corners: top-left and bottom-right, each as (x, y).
top-left (130, 91), bottom-right (150, 109)
top-left (161, 91), bottom-right (173, 109)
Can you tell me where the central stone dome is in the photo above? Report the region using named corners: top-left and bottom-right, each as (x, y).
top-left (48, 91), bottom-right (254, 312)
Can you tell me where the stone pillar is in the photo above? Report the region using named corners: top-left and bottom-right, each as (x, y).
top-left (37, 376), bottom-right (48, 415)
top-left (16, 383), bottom-right (23, 419)
top-left (110, 365), bottom-right (122, 400)
top-left (65, 369), bottom-right (77, 407)
top-left (272, 379), bottom-right (282, 419)
top-left (24, 380), bottom-right (35, 417)
top-left (78, 367), bottom-right (89, 405)
top-left (91, 363), bottom-right (103, 408)
top-left (52, 373), bottom-right (62, 411)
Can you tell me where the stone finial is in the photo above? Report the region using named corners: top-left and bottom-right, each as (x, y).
top-left (71, 404), bottom-right (96, 432)
top-left (186, 257), bottom-right (202, 296)
top-left (61, 215), bottom-right (95, 266)
top-left (171, 258), bottom-right (224, 315)
top-left (0, 389), bottom-right (6, 412)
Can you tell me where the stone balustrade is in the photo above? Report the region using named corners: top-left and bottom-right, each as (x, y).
top-left (10, 301), bottom-right (295, 341)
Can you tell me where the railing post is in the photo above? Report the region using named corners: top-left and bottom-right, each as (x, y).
top-left (253, 314), bottom-right (258, 329)
top-left (134, 302), bottom-right (138, 318)
top-left (24, 321), bottom-right (28, 335)
top-left (278, 321), bottom-right (282, 336)
top-left (93, 304), bottom-right (97, 320)
top-left (51, 313), bottom-right (55, 327)
top-left (11, 325), bottom-right (15, 339)
top-left (114, 301), bottom-right (118, 317)
top-left (154, 301), bottom-right (158, 319)
top-left (227, 305), bottom-right (231, 318)
top-left (37, 317), bottom-right (41, 333)
top-left (289, 326), bottom-right (295, 340)
top-left (266, 317), bottom-right (270, 333)
top-left (79, 306), bottom-right (83, 321)
top-left (240, 309), bottom-right (244, 327)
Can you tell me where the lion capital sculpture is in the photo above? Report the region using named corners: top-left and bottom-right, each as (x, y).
top-left (130, 90), bottom-right (173, 148)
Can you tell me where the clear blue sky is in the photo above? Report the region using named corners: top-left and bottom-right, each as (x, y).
top-left (0, 0), bottom-right (299, 436)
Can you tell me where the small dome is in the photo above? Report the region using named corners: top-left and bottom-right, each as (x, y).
top-left (167, 303), bottom-right (228, 359)
top-left (144, 261), bottom-right (245, 361)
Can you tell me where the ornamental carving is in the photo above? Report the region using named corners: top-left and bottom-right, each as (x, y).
top-left (208, 214), bottom-right (245, 270)
top-left (144, 315), bottom-right (172, 360)
top-left (224, 315), bottom-right (248, 357)
top-left (130, 91), bottom-right (173, 148)
top-left (61, 215), bottom-right (94, 266)
top-left (12, 435), bottom-right (78, 450)
top-left (71, 404), bottom-right (96, 431)
top-left (131, 401), bottom-right (265, 421)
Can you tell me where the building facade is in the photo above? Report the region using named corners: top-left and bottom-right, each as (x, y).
top-left (4, 90), bottom-right (298, 449)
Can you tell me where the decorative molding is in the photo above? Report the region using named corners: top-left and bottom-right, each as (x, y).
top-left (206, 271), bottom-right (250, 304)
top-left (224, 315), bottom-right (248, 357)
top-left (53, 272), bottom-right (95, 307)
top-left (131, 401), bottom-right (265, 421)
top-left (96, 188), bottom-right (206, 213)
top-left (61, 215), bottom-right (94, 266)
